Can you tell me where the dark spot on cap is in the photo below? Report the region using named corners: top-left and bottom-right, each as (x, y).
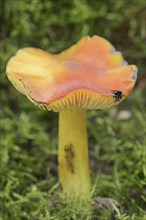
top-left (113, 90), bottom-right (123, 102)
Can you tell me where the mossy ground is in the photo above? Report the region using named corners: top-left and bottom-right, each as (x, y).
top-left (0, 0), bottom-right (146, 219)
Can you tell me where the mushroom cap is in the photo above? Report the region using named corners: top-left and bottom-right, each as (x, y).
top-left (6, 35), bottom-right (137, 112)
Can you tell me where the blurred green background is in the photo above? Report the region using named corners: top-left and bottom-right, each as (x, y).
top-left (0, 0), bottom-right (146, 220)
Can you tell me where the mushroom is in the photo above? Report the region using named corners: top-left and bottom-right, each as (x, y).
top-left (6, 36), bottom-right (137, 197)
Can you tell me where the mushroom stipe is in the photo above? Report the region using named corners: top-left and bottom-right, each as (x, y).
top-left (6, 35), bottom-right (137, 197)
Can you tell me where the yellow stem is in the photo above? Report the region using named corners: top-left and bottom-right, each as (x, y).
top-left (58, 108), bottom-right (90, 197)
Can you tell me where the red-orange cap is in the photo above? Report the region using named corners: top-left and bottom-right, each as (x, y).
top-left (6, 35), bottom-right (137, 112)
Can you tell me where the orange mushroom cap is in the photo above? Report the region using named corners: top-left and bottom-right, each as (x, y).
top-left (6, 35), bottom-right (137, 112)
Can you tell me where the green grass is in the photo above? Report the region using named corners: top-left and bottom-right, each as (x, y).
top-left (0, 0), bottom-right (146, 219)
